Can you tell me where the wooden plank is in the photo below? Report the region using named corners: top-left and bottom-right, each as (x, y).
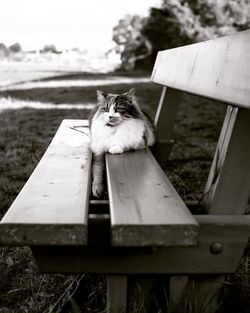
top-left (151, 29), bottom-right (250, 109)
top-left (168, 276), bottom-right (189, 312)
top-left (0, 119), bottom-right (91, 245)
top-left (107, 276), bottom-right (127, 313)
top-left (106, 149), bottom-right (198, 247)
top-left (154, 87), bottom-right (183, 166)
top-left (31, 215), bottom-right (250, 274)
top-left (202, 107), bottom-right (250, 214)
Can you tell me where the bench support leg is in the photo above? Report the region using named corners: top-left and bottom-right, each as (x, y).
top-left (168, 276), bottom-right (189, 312)
top-left (202, 106), bottom-right (250, 214)
top-left (107, 275), bottom-right (127, 313)
top-left (154, 87), bottom-right (183, 167)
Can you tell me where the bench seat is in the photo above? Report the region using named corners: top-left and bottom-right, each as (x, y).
top-left (0, 119), bottom-right (198, 247)
top-left (0, 120), bottom-right (91, 245)
top-left (106, 149), bottom-right (198, 246)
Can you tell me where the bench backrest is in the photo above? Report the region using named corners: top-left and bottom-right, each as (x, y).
top-left (152, 29), bottom-right (250, 109)
top-left (151, 29), bottom-right (250, 215)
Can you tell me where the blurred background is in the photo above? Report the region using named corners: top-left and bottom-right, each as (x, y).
top-left (0, 1), bottom-right (250, 312)
top-left (1, 0), bottom-right (250, 82)
top-left (0, 0), bottom-right (160, 85)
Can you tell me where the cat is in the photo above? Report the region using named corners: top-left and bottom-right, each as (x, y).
top-left (89, 88), bottom-right (155, 198)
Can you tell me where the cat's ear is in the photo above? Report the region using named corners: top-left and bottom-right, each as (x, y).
top-left (97, 90), bottom-right (107, 103)
top-left (124, 88), bottom-right (135, 99)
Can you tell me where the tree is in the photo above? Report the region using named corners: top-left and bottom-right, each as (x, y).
top-left (142, 6), bottom-right (194, 67)
top-left (9, 42), bottom-right (22, 53)
top-left (40, 44), bottom-right (58, 54)
top-left (113, 0), bottom-right (250, 70)
top-left (144, 0), bottom-right (250, 64)
top-left (159, 0), bottom-right (250, 41)
top-left (0, 43), bottom-right (9, 59)
top-left (112, 15), bottom-right (152, 70)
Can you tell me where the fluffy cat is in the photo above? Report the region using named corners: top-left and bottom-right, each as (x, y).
top-left (89, 88), bottom-right (155, 198)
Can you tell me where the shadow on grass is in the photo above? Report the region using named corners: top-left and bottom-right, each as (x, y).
top-left (0, 83), bottom-right (160, 108)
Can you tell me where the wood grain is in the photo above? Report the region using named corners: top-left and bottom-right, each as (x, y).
top-left (151, 29), bottom-right (250, 109)
top-left (31, 215), bottom-right (250, 274)
top-left (106, 149), bottom-right (198, 246)
top-left (0, 119), bottom-right (91, 245)
top-left (168, 276), bottom-right (189, 311)
top-left (107, 276), bottom-right (127, 313)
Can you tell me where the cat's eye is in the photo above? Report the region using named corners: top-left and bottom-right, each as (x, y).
top-left (116, 108), bottom-right (126, 113)
top-left (101, 107), bottom-right (109, 112)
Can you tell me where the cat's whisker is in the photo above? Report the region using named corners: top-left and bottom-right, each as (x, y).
top-left (68, 126), bottom-right (91, 137)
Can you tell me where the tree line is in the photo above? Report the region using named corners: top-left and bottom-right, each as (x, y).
top-left (112, 0), bottom-right (250, 70)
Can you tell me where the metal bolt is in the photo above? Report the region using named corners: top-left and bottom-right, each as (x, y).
top-left (210, 242), bottom-right (223, 255)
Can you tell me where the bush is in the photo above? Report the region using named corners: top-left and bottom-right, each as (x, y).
top-left (9, 43), bottom-right (22, 53)
top-left (113, 0), bottom-right (250, 69)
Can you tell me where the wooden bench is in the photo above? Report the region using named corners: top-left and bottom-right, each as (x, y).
top-left (1, 29), bottom-right (250, 312)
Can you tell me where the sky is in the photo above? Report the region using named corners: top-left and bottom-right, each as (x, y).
top-left (0, 0), bottom-right (160, 52)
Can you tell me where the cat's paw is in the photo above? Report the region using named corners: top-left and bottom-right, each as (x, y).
top-left (109, 145), bottom-right (124, 154)
top-left (92, 183), bottom-right (104, 198)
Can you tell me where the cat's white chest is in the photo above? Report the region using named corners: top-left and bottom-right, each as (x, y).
top-left (90, 118), bottom-right (146, 155)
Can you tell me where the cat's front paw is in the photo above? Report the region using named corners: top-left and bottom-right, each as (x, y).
top-left (92, 183), bottom-right (104, 198)
top-left (109, 145), bottom-right (124, 154)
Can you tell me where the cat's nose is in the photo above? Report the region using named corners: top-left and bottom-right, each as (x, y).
top-left (109, 116), bottom-right (115, 121)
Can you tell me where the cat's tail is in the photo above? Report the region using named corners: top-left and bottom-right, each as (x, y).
top-left (92, 153), bottom-right (105, 198)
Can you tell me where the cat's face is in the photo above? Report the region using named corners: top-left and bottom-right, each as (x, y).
top-left (96, 88), bottom-right (140, 126)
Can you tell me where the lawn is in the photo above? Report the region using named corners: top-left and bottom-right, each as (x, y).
top-left (0, 71), bottom-right (248, 312)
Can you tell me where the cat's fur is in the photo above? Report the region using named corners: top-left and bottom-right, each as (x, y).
top-left (89, 88), bottom-right (155, 198)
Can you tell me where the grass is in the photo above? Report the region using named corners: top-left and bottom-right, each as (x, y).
top-left (0, 71), bottom-right (249, 312)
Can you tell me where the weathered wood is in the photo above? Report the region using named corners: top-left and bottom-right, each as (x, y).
top-left (106, 149), bottom-right (198, 247)
top-left (151, 29), bottom-right (250, 109)
top-left (0, 119), bottom-right (91, 245)
top-left (154, 87), bottom-right (183, 166)
top-left (31, 215), bottom-right (250, 274)
top-left (147, 31), bottom-right (250, 310)
top-left (107, 276), bottom-right (127, 313)
top-left (202, 106), bottom-right (250, 214)
top-left (168, 276), bottom-right (189, 312)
